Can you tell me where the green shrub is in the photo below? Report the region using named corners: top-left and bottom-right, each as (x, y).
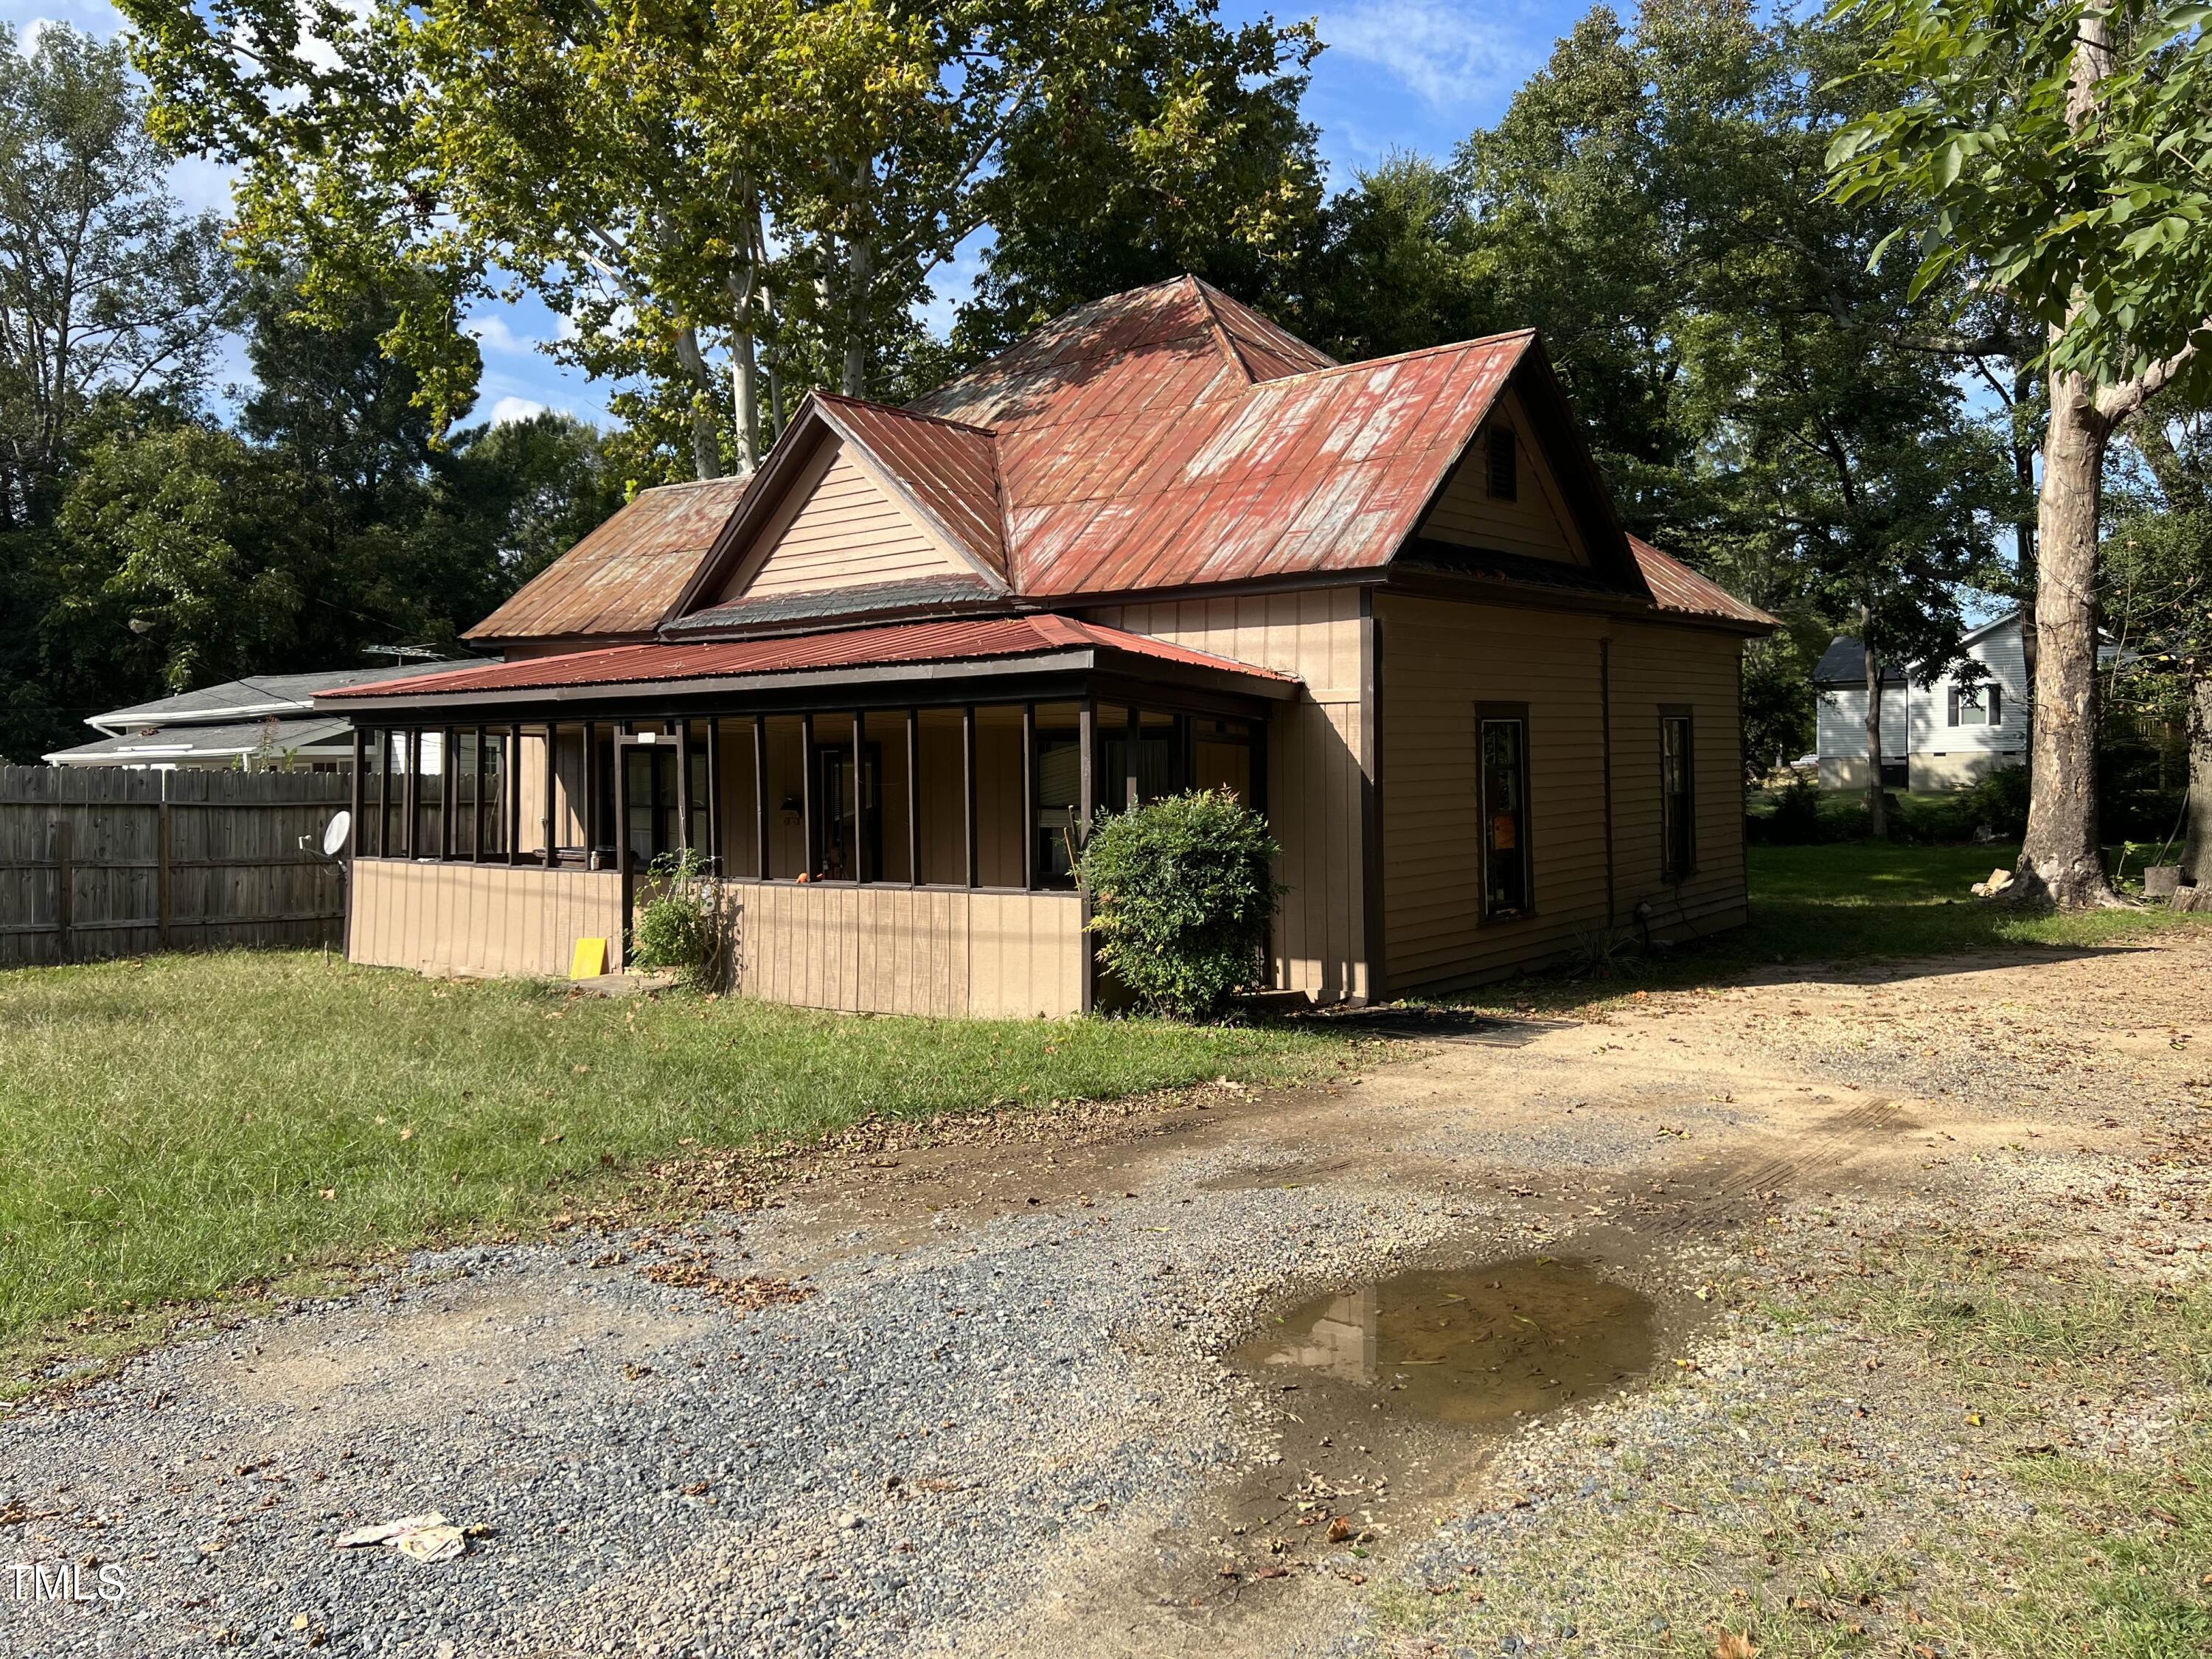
top-left (630, 850), bottom-right (731, 988)
top-left (1079, 790), bottom-right (1282, 1020)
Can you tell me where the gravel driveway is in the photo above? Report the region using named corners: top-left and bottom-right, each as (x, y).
top-left (6, 928), bottom-right (2208, 1658)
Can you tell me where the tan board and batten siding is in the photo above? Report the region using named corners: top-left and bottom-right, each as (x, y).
top-left (715, 438), bottom-right (970, 603)
top-left (734, 884), bottom-right (1083, 1018)
top-left (1082, 587), bottom-right (1371, 1004)
top-left (349, 860), bottom-right (625, 978)
top-left (1377, 594), bottom-right (1747, 994)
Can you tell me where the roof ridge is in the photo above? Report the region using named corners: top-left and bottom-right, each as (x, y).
top-left (1253, 329), bottom-right (1539, 391)
top-left (1186, 276), bottom-right (1260, 383)
top-left (813, 389), bottom-right (999, 439)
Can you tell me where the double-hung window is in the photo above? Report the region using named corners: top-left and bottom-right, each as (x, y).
top-left (1477, 703), bottom-right (1531, 919)
top-left (1947, 681), bottom-right (2001, 727)
top-left (1660, 707), bottom-right (1695, 884)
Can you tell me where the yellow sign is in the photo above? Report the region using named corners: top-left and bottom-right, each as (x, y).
top-left (569, 936), bottom-right (609, 979)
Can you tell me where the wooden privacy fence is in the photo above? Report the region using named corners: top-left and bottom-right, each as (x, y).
top-left (0, 766), bottom-right (350, 968)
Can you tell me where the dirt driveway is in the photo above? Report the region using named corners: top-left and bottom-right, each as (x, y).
top-left (5, 931), bottom-right (2207, 1658)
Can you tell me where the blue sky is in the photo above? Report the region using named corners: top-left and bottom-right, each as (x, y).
top-left (6, 0), bottom-right (1576, 431)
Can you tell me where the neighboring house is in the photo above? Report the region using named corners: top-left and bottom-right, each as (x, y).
top-left (45, 664), bottom-right (476, 772)
top-left (1813, 613), bottom-right (2029, 793)
top-left (319, 276), bottom-right (1774, 1014)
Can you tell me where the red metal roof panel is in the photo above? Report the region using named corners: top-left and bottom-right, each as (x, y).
top-left (324, 616), bottom-right (1295, 700)
top-left (467, 476), bottom-right (752, 641)
top-left (1630, 537), bottom-right (1778, 628)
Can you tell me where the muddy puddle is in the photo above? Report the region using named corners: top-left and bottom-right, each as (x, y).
top-left (1233, 1256), bottom-right (1656, 1426)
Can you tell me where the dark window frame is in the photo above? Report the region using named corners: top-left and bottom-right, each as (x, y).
top-left (1660, 704), bottom-right (1696, 885)
top-left (1476, 700), bottom-right (1533, 921)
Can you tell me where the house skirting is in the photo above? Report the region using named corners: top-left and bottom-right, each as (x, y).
top-left (729, 881), bottom-right (1085, 1018)
top-left (349, 860), bottom-right (626, 978)
top-left (1819, 751), bottom-right (2020, 793)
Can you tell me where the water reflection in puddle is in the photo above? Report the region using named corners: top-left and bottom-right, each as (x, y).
top-left (1233, 1256), bottom-right (1656, 1426)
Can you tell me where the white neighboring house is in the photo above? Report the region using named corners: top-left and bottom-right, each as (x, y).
top-left (1813, 612), bottom-right (2028, 792)
top-left (44, 662), bottom-right (475, 772)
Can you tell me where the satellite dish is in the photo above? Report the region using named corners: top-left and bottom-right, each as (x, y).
top-left (322, 810), bottom-right (353, 858)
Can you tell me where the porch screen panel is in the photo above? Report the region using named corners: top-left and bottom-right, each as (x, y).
top-left (760, 716), bottom-right (807, 880)
top-left (863, 712), bottom-right (911, 883)
top-left (452, 730), bottom-right (477, 858)
top-left (914, 710), bottom-right (967, 885)
top-left (1192, 716), bottom-right (1256, 804)
top-left (1034, 702), bottom-right (1082, 888)
top-left (481, 731), bottom-right (508, 857)
top-left (971, 706), bottom-right (1026, 888)
top-left (416, 730), bottom-right (445, 860)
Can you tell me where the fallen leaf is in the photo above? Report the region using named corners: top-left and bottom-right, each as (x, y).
top-left (1714, 1632), bottom-right (1759, 1659)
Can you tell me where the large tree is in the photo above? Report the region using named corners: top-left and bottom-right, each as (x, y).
top-left (0, 21), bottom-right (233, 759)
top-left (119, 0), bottom-right (1321, 482)
top-left (1829, 0), bottom-right (2212, 904)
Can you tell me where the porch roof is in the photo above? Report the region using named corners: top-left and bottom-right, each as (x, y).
top-left (317, 614), bottom-right (1297, 713)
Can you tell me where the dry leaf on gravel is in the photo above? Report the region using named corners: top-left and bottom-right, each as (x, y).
top-left (639, 1251), bottom-right (818, 1312)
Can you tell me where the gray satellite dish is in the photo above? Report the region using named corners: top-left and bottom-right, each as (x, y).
top-left (321, 810), bottom-right (353, 857)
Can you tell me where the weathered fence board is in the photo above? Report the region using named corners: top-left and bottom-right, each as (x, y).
top-left (0, 766), bottom-right (349, 967)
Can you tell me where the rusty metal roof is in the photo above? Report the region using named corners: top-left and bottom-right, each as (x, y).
top-left (465, 476), bottom-right (754, 643)
top-left (324, 615), bottom-right (1295, 702)
top-left (1630, 537), bottom-right (1778, 630)
top-left (465, 277), bottom-right (1766, 650)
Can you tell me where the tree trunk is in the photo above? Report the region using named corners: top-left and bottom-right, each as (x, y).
top-left (2015, 374), bottom-right (2121, 907)
top-left (842, 204), bottom-right (874, 399)
top-left (2012, 369), bottom-right (2039, 689)
top-left (2185, 673), bottom-right (2212, 888)
top-left (1863, 619), bottom-right (1888, 841)
top-left (731, 328), bottom-right (760, 473)
top-left (670, 326), bottom-right (724, 481)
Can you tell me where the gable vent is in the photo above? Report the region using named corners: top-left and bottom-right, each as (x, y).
top-left (1486, 428), bottom-right (1517, 501)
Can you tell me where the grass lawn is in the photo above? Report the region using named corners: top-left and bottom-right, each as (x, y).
top-left (1458, 840), bottom-right (2208, 1015)
top-left (0, 953), bottom-right (1356, 1363)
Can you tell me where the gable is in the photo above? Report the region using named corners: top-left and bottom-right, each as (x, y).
top-left (1415, 389), bottom-right (1588, 565)
top-left (712, 435), bottom-right (975, 605)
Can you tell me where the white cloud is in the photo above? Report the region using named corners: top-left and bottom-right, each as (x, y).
top-left (1315, 0), bottom-right (1534, 111)
top-left (487, 395), bottom-right (548, 426)
top-left (467, 313), bottom-right (538, 355)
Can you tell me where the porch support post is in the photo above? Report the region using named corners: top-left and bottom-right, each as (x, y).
top-left (905, 707), bottom-right (919, 886)
top-left (540, 723), bottom-right (557, 869)
top-left (962, 706), bottom-right (978, 888)
top-left (676, 717), bottom-right (695, 854)
top-left (800, 713), bottom-right (816, 879)
top-left (612, 726), bottom-right (631, 967)
top-left (753, 714), bottom-right (770, 880)
top-left (1021, 702), bottom-right (1037, 891)
top-left (852, 710), bottom-right (867, 883)
top-left (402, 730), bottom-right (417, 859)
top-left (1078, 698), bottom-right (1096, 851)
top-left (1125, 705), bottom-right (1141, 808)
top-left (705, 718), bottom-right (723, 873)
top-left (439, 725), bottom-right (455, 860)
top-left (507, 722), bottom-right (522, 865)
top-left (582, 721), bottom-right (598, 860)
top-left (349, 727), bottom-right (364, 852)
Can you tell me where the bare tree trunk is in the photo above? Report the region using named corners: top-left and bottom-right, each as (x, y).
top-left (2185, 674), bottom-right (2212, 888)
top-left (2015, 373), bottom-right (2120, 907)
top-left (731, 333), bottom-right (760, 473)
top-left (671, 325), bottom-right (723, 481)
top-left (2012, 369), bottom-right (2039, 690)
top-left (1862, 619), bottom-right (1888, 841)
top-left (841, 232), bottom-right (872, 400)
